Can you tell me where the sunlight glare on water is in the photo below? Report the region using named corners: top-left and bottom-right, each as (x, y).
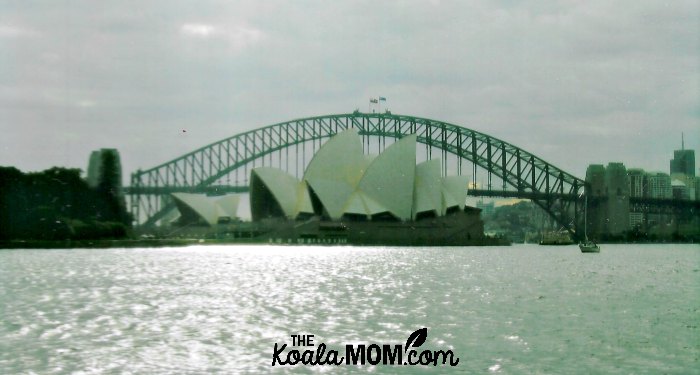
top-left (0, 244), bottom-right (698, 374)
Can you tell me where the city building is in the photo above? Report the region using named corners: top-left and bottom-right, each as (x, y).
top-left (604, 163), bottom-right (630, 236)
top-left (645, 171), bottom-right (672, 229)
top-left (627, 168), bottom-right (647, 229)
top-left (669, 137), bottom-right (696, 199)
top-left (671, 180), bottom-right (690, 200)
top-left (86, 148), bottom-right (122, 190)
top-left (670, 146), bottom-right (695, 178)
top-left (587, 140), bottom-right (698, 240)
top-left (627, 169), bottom-right (645, 198)
top-left (585, 163), bottom-right (630, 238)
top-left (646, 172), bottom-right (672, 199)
top-left (585, 164), bottom-right (606, 238)
top-left (586, 164), bottom-right (606, 197)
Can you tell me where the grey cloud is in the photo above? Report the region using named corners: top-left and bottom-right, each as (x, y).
top-left (0, 0), bottom-right (697, 182)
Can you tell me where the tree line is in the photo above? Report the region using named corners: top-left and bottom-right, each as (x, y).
top-left (481, 201), bottom-right (555, 243)
top-left (0, 153), bottom-right (130, 241)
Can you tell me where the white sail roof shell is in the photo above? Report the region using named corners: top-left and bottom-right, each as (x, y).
top-left (251, 167), bottom-right (311, 219)
top-left (246, 130), bottom-right (472, 223)
top-left (358, 192), bottom-right (389, 216)
top-left (357, 135), bottom-right (417, 221)
top-left (303, 129), bottom-right (369, 220)
top-left (215, 195), bottom-right (240, 218)
top-left (171, 193), bottom-right (240, 226)
top-left (296, 181), bottom-right (315, 216)
top-left (441, 175), bottom-right (469, 214)
top-left (306, 177), bottom-right (355, 219)
top-left (172, 193), bottom-right (217, 225)
top-left (413, 159), bottom-right (442, 219)
top-left (342, 191), bottom-right (368, 216)
top-left (341, 190), bottom-right (390, 218)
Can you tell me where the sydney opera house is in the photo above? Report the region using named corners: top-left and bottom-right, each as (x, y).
top-left (245, 130), bottom-right (492, 245)
top-left (169, 130), bottom-right (494, 245)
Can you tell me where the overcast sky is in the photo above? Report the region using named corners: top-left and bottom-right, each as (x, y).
top-left (1, 0), bottom-right (698, 182)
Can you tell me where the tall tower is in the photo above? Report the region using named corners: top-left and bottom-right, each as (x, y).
top-left (670, 134), bottom-right (695, 178)
top-left (585, 163), bottom-right (630, 240)
top-left (86, 148), bottom-right (123, 191)
top-left (627, 168), bottom-right (646, 228)
top-left (604, 163), bottom-right (630, 236)
top-left (585, 165), bottom-right (606, 239)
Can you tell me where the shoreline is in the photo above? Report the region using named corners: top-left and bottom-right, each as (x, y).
top-left (1, 238), bottom-right (695, 249)
top-left (0, 238), bottom-right (508, 249)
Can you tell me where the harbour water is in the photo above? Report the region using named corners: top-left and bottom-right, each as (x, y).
top-left (0, 244), bottom-right (698, 374)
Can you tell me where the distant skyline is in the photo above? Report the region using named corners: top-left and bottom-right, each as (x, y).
top-left (1, 1), bottom-right (698, 183)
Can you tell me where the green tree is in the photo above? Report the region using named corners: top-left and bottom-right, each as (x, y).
top-left (0, 164), bottom-right (131, 241)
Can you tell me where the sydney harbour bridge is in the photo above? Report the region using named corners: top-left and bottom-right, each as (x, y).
top-left (124, 112), bottom-right (696, 240)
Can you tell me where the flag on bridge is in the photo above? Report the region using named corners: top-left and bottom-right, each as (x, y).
top-left (379, 97), bottom-right (386, 101)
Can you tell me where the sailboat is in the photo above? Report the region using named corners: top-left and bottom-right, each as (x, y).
top-left (579, 193), bottom-right (600, 253)
top-left (579, 239), bottom-right (600, 253)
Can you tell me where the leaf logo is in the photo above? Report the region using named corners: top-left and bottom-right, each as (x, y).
top-left (405, 328), bottom-right (428, 351)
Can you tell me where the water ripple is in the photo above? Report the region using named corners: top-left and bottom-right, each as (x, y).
top-left (0, 244), bottom-right (698, 374)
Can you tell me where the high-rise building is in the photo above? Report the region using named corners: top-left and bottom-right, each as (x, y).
top-left (646, 172), bottom-right (672, 199)
top-left (643, 172), bottom-right (672, 229)
top-left (670, 149), bottom-right (695, 177)
top-left (669, 135), bottom-right (695, 178)
top-left (605, 163), bottom-right (630, 236)
top-left (627, 168), bottom-right (647, 229)
top-left (671, 179), bottom-right (690, 200)
top-left (585, 164), bottom-right (606, 239)
top-left (585, 163), bottom-right (630, 238)
top-left (627, 169), bottom-right (646, 198)
top-left (586, 165), bottom-right (606, 197)
top-left (86, 148), bottom-right (123, 190)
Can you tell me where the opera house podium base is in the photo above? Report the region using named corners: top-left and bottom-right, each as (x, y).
top-left (254, 209), bottom-right (508, 247)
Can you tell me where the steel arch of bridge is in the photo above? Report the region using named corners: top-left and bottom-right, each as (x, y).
top-left (129, 112), bottom-right (585, 237)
